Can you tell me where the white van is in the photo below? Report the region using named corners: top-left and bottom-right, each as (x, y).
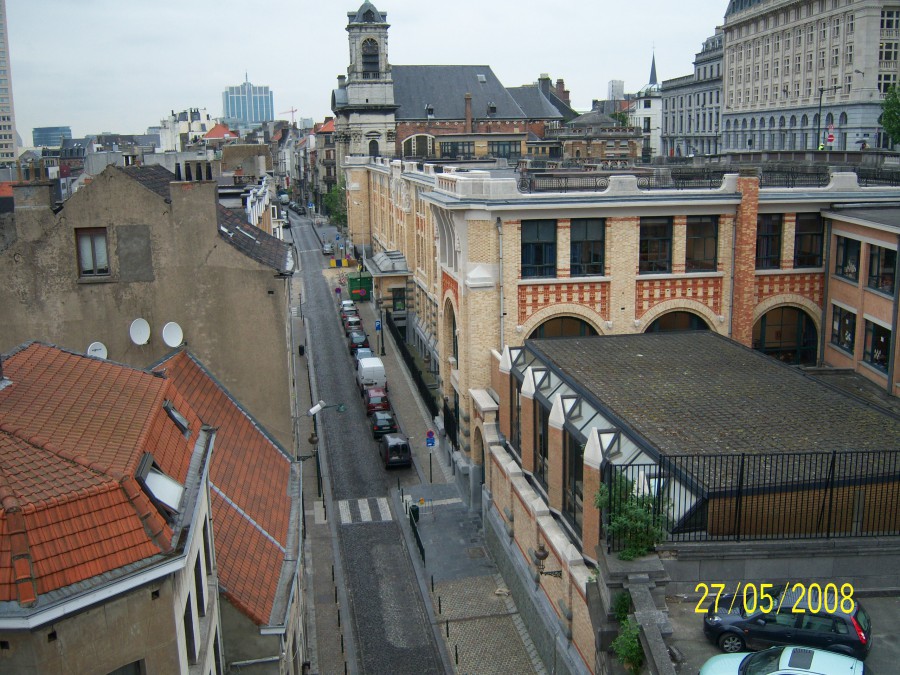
top-left (356, 357), bottom-right (387, 392)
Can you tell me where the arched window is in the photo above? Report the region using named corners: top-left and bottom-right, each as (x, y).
top-left (839, 112), bottom-right (848, 125)
top-left (361, 38), bottom-right (379, 77)
top-left (368, 139), bottom-right (379, 157)
top-left (801, 114), bottom-right (809, 127)
top-left (646, 312), bottom-right (710, 333)
top-left (789, 115), bottom-right (797, 128)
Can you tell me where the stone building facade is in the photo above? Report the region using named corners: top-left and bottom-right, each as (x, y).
top-left (0, 166), bottom-right (296, 450)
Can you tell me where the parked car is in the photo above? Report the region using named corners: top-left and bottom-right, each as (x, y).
top-left (378, 433), bottom-right (411, 468)
top-left (348, 330), bottom-right (369, 355)
top-left (363, 386), bottom-right (390, 414)
top-left (368, 410), bottom-right (398, 438)
top-left (338, 299), bottom-right (356, 314)
top-left (354, 347), bottom-right (374, 363)
top-left (704, 585), bottom-right (872, 660)
top-left (343, 314), bottom-right (362, 335)
top-left (322, 242), bottom-right (334, 255)
top-left (699, 645), bottom-right (869, 675)
top-left (340, 305), bottom-right (359, 322)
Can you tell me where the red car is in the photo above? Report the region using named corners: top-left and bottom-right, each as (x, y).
top-left (363, 386), bottom-right (390, 414)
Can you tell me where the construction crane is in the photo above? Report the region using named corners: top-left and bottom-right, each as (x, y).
top-left (279, 108), bottom-right (298, 125)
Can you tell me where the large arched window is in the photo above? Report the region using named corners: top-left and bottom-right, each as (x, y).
top-left (368, 139), bottom-right (380, 157)
top-left (529, 316), bottom-right (597, 339)
top-left (645, 311), bottom-right (710, 333)
top-left (753, 307), bottom-right (818, 365)
top-left (361, 38), bottom-right (379, 78)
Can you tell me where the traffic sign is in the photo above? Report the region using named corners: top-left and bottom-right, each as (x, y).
top-left (335, 235), bottom-right (340, 241)
top-left (426, 430), bottom-right (435, 439)
top-left (426, 437), bottom-right (436, 447)
top-left (827, 133), bottom-right (835, 143)
top-left (375, 320), bottom-right (382, 332)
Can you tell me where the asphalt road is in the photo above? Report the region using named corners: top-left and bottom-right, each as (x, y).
top-left (289, 212), bottom-right (443, 674)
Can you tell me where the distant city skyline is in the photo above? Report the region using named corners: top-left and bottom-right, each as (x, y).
top-left (8, 1), bottom-right (724, 139)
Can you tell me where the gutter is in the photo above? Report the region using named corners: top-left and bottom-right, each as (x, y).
top-left (497, 217), bottom-right (505, 348)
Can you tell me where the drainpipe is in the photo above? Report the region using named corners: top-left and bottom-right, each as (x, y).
top-left (819, 218), bottom-right (833, 367)
top-left (728, 208), bottom-right (737, 338)
top-left (497, 217), bottom-right (505, 349)
top-left (889, 233), bottom-right (900, 395)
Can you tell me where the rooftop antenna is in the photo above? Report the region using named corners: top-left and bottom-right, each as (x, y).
top-left (162, 322), bottom-right (184, 348)
top-left (87, 341), bottom-right (108, 359)
top-left (129, 318), bottom-right (151, 345)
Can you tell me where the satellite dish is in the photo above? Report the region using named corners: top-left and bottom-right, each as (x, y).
top-left (87, 342), bottom-right (108, 359)
top-left (130, 318), bottom-right (151, 345)
top-left (162, 322), bottom-right (184, 348)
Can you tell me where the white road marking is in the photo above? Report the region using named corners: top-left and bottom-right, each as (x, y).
top-left (377, 497), bottom-right (391, 521)
top-left (339, 500), bottom-right (352, 524)
top-left (358, 498), bottom-right (372, 522)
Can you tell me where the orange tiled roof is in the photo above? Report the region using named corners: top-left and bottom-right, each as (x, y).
top-left (0, 344), bottom-right (202, 606)
top-left (155, 351), bottom-right (294, 626)
top-left (317, 119), bottom-right (334, 133)
top-left (0, 182), bottom-right (13, 198)
top-left (205, 123), bottom-right (237, 140)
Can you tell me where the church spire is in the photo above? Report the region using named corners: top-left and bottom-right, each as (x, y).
top-left (649, 52), bottom-right (658, 86)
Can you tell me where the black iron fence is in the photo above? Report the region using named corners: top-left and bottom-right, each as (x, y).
top-left (384, 312), bottom-right (439, 419)
top-left (410, 509), bottom-right (425, 564)
top-left (758, 167), bottom-right (831, 187)
top-left (855, 166), bottom-right (900, 187)
top-left (600, 450), bottom-right (900, 553)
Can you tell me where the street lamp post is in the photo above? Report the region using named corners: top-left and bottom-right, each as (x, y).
top-left (815, 85), bottom-right (841, 149)
top-left (301, 401), bottom-right (347, 497)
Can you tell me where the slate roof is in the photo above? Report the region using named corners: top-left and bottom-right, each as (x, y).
top-left (568, 109), bottom-right (620, 128)
top-left (216, 204), bottom-right (295, 275)
top-left (121, 164), bottom-right (175, 199)
top-left (824, 205), bottom-right (900, 232)
top-left (527, 332), bottom-right (900, 458)
top-left (507, 86), bottom-right (564, 121)
top-left (154, 351), bottom-right (296, 626)
top-left (392, 65), bottom-right (526, 121)
top-left (349, 1), bottom-right (386, 23)
top-left (0, 344), bottom-right (201, 607)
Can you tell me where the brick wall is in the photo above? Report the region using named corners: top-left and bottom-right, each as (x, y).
top-left (732, 172), bottom-right (761, 346)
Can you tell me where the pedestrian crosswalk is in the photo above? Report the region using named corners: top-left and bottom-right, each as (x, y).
top-left (337, 497), bottom-right (393, 525)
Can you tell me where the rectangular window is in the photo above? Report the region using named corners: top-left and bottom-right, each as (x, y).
top-left (834, 236), bottom-right (861, 281)
top-left (521, 220), bottom-right (557, 278)
top-left (487, 140), bottom-right (521, 160)
top-left (880, 42), bottom-right (899, 62)
top-left (76, 228), bottom-right (110, 277)
top-left (570, 218), bottom-right (605, 276)
top-left (868, 245), bottom-right (897, 294)
top-left (864, 321), bottom-right (891, 372)
top-left (562, 430), bottom-right (584, 539)
top-left (793, 213), bottom-right (824, 267)
top-left (831, 305), bottom-right (857, 354)
top-left (439, 141), bottom-right (474, 158)
top-left (509, 377), bottom-right (521, 459)
top-left (534, 401), bottom-right (549, 491)
top-left (639, 217), bottom-right (673, 274)
top-left (685, 216), bottom-right (718, 272)
top-left (756, 214), bottom-right (783, 269)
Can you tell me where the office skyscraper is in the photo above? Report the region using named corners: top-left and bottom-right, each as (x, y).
top-left (222, 75), bottom-right (274, 126)
top-left (33, 126), bottom-right (73, 147)
top-left (0, 0), bottom-right (17, 162)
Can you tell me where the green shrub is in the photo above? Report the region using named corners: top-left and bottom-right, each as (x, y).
top-left (612, 591), bottom-right (631, 624)
top-left (611, 619), bottom-right (645, 673)
top-left (595, 473), bottom-right (668, 560)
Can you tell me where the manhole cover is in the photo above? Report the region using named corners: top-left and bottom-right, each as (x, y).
top-left (466, 547), bottom-right (486, 559)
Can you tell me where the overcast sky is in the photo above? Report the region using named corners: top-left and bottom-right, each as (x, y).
top-left (9, 0), bottom-right (726, 141)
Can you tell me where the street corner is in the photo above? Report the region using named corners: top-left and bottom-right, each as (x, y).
top-left (664, 594), bottom-right (718, 673)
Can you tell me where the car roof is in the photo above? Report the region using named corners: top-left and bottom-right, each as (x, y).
top-left (349, 330), bottom-right (367, 338)
top-left (358, 357), bottom-right (383, 367)
top-left (781, 646), bottom-right (862, 673)
top-left (371, 410), bottom-right (394, 419)
top-left (381, 433), bottom-right (409, 444)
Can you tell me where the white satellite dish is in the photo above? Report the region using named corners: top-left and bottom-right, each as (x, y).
top-left (130, 318), bottom-right (151, 345)
top-left (162, 322), bottom-right (184, 348)
top-left (87, 341), bottom-right (108, 359)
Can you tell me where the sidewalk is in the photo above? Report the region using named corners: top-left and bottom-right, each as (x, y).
top-left (304, 219), bottom-right (545, 672)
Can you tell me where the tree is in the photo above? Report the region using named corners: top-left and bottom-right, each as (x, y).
top-left (595, 472), bottom-right (668, 560)
top-left (610, 111), bottom-right (630, 128)
top-left (882, 86), bottom-right (900, 148)
top-left (323, 178), bottom-right (347, 229)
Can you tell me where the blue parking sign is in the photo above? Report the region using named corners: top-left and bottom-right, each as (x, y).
top-left (375, 320), bottom-right (382, 332)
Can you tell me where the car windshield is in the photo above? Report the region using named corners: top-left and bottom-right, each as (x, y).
top-left (369, 396), bottom-right (385, 404)
top-left (739, 647), bottom-right (784, 675)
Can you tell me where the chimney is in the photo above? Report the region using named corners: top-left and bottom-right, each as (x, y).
top-left (465, 93), bottom-right (472, 134)
top-left (538, 73), bottom-right (551, 94)
top-left (12, 182), bottom-right (55, 242)
top-left (555, 79), bottom-right (571, 106)
top-left (338, 75), bottom-right (347, 89)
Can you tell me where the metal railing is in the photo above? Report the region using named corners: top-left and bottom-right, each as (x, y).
top-left (410, 509), bottom-right (425, 564)
top-left (759, 167), bottom-right (830, 187)
top-left (384, 312), bottom-right (440, 419)
top-left (855, 167), bottom-right (900, 187)
top-left (601, 450), bottom-right (900, 553)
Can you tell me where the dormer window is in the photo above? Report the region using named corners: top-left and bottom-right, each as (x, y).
top-left (163, 399), bottom-right (190, 437)
top-left (137, 453), bottom-right (184, 515)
